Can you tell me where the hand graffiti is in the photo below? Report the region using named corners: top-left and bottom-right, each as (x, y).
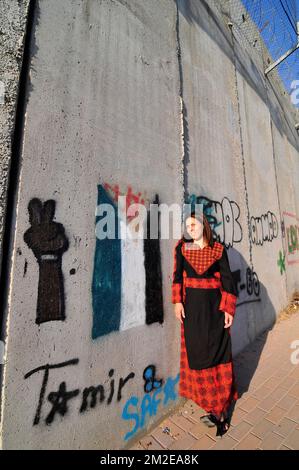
top-left (24, 198), bottom-right (69, 324)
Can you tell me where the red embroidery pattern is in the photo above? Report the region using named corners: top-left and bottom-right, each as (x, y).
top-left (172, 241), bottom-right (237, 316)
top-left (219, 291), bottom-right (237, 317)
top-left (182, 241), bottom-right (223, 275)
top-left (184, 276), bottom-right (222, 289)
top-left (172, 283), bottom-right (182, 304)
top-left (179, 322), bottom-right (238, 419)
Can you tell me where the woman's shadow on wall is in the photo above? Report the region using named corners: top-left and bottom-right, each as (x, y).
top-left (225, 246), bottom-right (278, 422)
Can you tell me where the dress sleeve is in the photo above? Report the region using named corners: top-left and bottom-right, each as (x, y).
top-left (218, 246), bottom-right (237, 317)
top-left (171, 241), bottom-right (184, 304)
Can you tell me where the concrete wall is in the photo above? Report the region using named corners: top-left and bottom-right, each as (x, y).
top-left (0, 0), bottom-right (30, 270)
top-left (1, 0), bottom-right (299, 449)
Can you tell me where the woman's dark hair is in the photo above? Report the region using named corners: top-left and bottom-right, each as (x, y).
top-left (181, 211), bottom-right (214, 247)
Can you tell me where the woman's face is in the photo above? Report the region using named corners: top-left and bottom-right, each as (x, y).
top-left (185, 216), bottom-right (204, 241)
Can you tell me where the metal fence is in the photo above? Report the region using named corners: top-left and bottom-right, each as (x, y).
top-left (229, 0), bottom-right (299, 108)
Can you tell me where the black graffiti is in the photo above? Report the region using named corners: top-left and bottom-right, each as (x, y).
top-left (249, 211), bottom-right (279, 245)
top-left (24, 358), bottom-right (79, 425)
top-left (232, 267), bottom-right (260, 297)
top-left (232, 269), bottom-right (241, 294)
top-left (143, 365), bottom-right (163, 393)
top-left (246, 267), bottom-right (260, 296)
top-left (24, 359), bottom-right (136, 425)
top-left (144, 194), bottom-right (164, 325)
top-left (80, 369), bottom-right (135, 413)
top-left (46, 381), bottom-right (80, 425)
top-left (188, 195), bottom-right (242, 248)
top-left (281, 220), bottom-right (285, 238)
top-left (232, 267), bottom-right (260, 298)
top-left (23, 198), bottom-right (69, 324)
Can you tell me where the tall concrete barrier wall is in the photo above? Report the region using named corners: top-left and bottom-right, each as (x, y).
top-left (0, 0), bottom-right (299, 449)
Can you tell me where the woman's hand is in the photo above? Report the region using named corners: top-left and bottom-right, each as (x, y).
top-left (174, 302), bottom-right (185, 324)
top-left (224, 311), bottom-right (233, 328)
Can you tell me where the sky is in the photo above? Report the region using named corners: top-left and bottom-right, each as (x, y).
top-left (241, 0), bottom-right (299, 107)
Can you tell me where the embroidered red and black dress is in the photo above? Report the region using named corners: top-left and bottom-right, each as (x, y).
top-left (171, 239), bottom-right (238, 420)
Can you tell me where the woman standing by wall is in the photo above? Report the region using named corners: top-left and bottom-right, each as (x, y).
top-left (171, 211), bottom-right (238, 437)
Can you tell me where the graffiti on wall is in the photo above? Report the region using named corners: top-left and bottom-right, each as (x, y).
top-left (277, 250), bottom-right (286, 275)
top-left (23, 198), bottom-right (69, 324)
top-left (24, 358), bottom-right (135, 425)
top-left (91, 184), bottom-right (164, 339)
top-left (24, 358), bottom-right (179, 442)
top-left (187, 194), bottom-right (262, 305)
top-left (187, 195), bottom-right (242, 248)
top-left (249, 211), bottom-right (279, 245)
top-left (188, 194), bottom-right (279, 248)
top-left (281, 211), bottom-right (299, 264)
top-left (122, 370), bottom-right (179, 441)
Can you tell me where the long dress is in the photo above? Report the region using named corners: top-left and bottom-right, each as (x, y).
top-left (171, 238), bottom-right (238, 420)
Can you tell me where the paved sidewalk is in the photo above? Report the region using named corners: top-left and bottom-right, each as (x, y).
top-left (130, 310), bottom-right (299, 450)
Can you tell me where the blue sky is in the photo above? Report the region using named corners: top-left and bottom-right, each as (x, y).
top-left (242, 0), bottom-right (299, 106)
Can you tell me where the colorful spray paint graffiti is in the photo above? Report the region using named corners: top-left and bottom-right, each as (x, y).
top-left (280, 211), bottom-right (299, 269)
top-left (24, 358), bottom-right (179, 440)
top-left (187, 194), bottom-right (261, 306)
top-left (23, 198), bottom-right (69, 324)
top-left (122, 371), bottom-right (180, 441)
top-left (91, 184), bottom-right (164, 339)
top-left (187, 195), bottom-right (242, 248)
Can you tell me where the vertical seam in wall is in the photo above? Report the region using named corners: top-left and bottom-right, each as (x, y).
top-left (260, 41), bottom-right (289, 296)
top-left (0, 0), bottom-right (37, 430)
top-left (269, 117), bottom-right (288, 295)
top-left (175, 0), bottom-right (188, 212)
top-left (230, 31), bottom-right (253, 270)
top-left (254, 17), bottom-right (294, 293)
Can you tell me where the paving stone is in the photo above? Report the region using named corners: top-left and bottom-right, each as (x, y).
top-left (234, 433), bottom-right (262, 450)
top-left (252, 385), bottom-right (272, 400)
top-left (189, 434), bottom-right (216, 450)
top-left (168, 433), bottom-right (198, 450)
top-left (286, 403), bottom-right (299, 423)
top-left (230, 407), bottom-right (248, 426)
top-left (158, 418), bottom-right (188, 440)
top-left (186, 407), bottom-right (208, 424)
top-left (277, 393), bottom-right (297, 411)
top-left (259, 431), bottom-right (285, 450)
top-left (251, 418), bottom-right (275, 439)
top-left (169, 413), bottom-right (198, 433)
top-left (244, 407), bottom-right (267, 425)
top-left (139, 435), bottom-right (164, 450)
top-left (151, 426), bottom-right (176, 449)
top-left (272, 417), bottom-right (298, 438)
top-left (279, 376), bottom-right (297, 390)
top-left (238, 396), bottom-right (260, 413)
top-left (283, 428), bottom-right (299, 450)
top-left (258, 395), bottom-right (279, 412)
top-left (210, 435), bottom-right (238, 450)
top-left (265, 406), bottom-right (287, 424)
top-left (288, 382), bottom-right (299, 399)
top-left (228, 420), bottom-right (253, 441)
top-left (188, 422), bottom-right (210, 440)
